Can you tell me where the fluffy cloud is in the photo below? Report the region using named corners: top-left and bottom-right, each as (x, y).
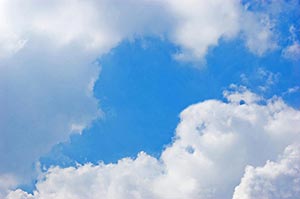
top-left (6, 89), bottom-right (300, 199)
top-left (0, 0), bottom-right (288, 195)
top-left (0, 0), bottom-right (170, 193)
top-left (0, 0), bottom-right (172, 57)
top-left (233, 144), bottom-right (300, 199)
top-left (0, 42), bottom-right (100, 183)
top-left (0, 0), bottom-right (276, 60)
top-left (166, 0), bottom-right (276, 61)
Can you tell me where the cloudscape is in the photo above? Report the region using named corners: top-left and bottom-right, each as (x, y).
top-left (0, 0), bottom-right (300, 199)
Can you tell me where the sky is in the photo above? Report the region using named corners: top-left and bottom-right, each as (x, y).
top-left (0, 0), bottom-right (300, 199)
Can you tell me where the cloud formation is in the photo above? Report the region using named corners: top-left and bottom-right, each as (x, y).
top-left (283, 26), bottom-right (300, 60)
top-left (0, 0), bottom-right (171, 191)
top-left (6, 88), bottom-right (300, 199)
top-left (0, 0), bottom-right (275, 59)
top-left (0, 1), bottom-right (168, 186)
top-left (233, 144), bottom-right (300, 199)
top-left (0, 40), bottom-right (101, 192)
top-left (166, 0), bottom-right (276, 61)
top-left (0, 0), bottom-right (292, 195)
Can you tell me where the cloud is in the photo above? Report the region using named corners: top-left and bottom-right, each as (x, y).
top-left (165, 0), bottom-right (276, 61)
top-left (0, 0), bottom-right (171, 193)
top-left (0, 0), bottom-right (276, 60)
top-left (6, 88), bottom-right (300, 199)
top-left (0, 0), bottom-right (171, 57)
top-left (241, 11), bottom-right (276, 56)
top-left (283, 42), bottom-right (300, 61)
top-left (287, 87), bottom-right (300, 94)
top-left (283, 25), bottom-right (300, 60)
top-left (240, 68), bottom-right (280, 92)
top-left (233, 144), bottom-right (300, 199)
top-left (0, 41), bottom-right (101, 191)
top-left (0, 0), bottom-right (291, 195)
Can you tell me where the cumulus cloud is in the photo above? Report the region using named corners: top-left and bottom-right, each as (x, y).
top-left (0, 0), bottom-right (289, 195)
top-left (0, 42), bottom-right (100, 185)
top-left (6, 88), bottom-right (300, 199)
top-left (233, 144), bottom-right (300, 199)
top-left (0, 0), bottom-right (276, 60)
top-left (165, 0), bottom-right (276, 61)
top-left (0, 0), bottom-right (170, 193)
top-left (0, 0), bottom-right (171, 57)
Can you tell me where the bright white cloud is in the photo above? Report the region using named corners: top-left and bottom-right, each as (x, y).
top-left (233, 144), bottom-right (300, 199)
top-left (6, 89), bottom-right (300, 199)
top-left (0, 0), bottom-right (276, 60)
top-left (0, 0), bottom-right (290, 196)
top-left (166, 0), bottom-right (276, 61)
top-left (164, 0), bottom-right (241, 61)
top-left (0, 0), bottom-right (171, 57)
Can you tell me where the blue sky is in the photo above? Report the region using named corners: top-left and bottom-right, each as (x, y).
top-left (1, 1), bottom-right (300, 199)
top-left (42, 35), bottom-right (299, 168)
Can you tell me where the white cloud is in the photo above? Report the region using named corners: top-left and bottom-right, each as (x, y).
top-left (165, 0), bottom-right (276, 61)
top-left (233, 144), bottom-right (300, 199)
top-left (6, 89), bottom-right (300, 199)
top-left (0, 0), bottom-right (170, 193)
top-left (0, 0), bottom-right (27, 58)
top-left (287, 87), bottom-right (300, 94)
top-left (223, 84), bottom-right (262, 104)
top-left (0, 0), bottom-right (171, 57)
top-left (283, 42), bottom-right (300, 61)
top-left (0, 0), bottom-right (290, 195)
top-left (240, 68), bottom-right (280, 92)
top-left (0, 41), bottom-right (101, 192)
top-left (241, 12), bottom-right (276, 56)
top-left (0, 0), bottom-right (276, 60)
top-left (165, 0), bottom-right (241, 61)
top-left (0, 174), bottom-right (18, 196)
top-left (283, 25), bottom-right (300, 60)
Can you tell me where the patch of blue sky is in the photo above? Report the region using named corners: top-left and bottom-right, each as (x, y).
top-left (40, 31), bottom-right (299, 170)
top-left (39, 0), bottom-right (300, 170)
